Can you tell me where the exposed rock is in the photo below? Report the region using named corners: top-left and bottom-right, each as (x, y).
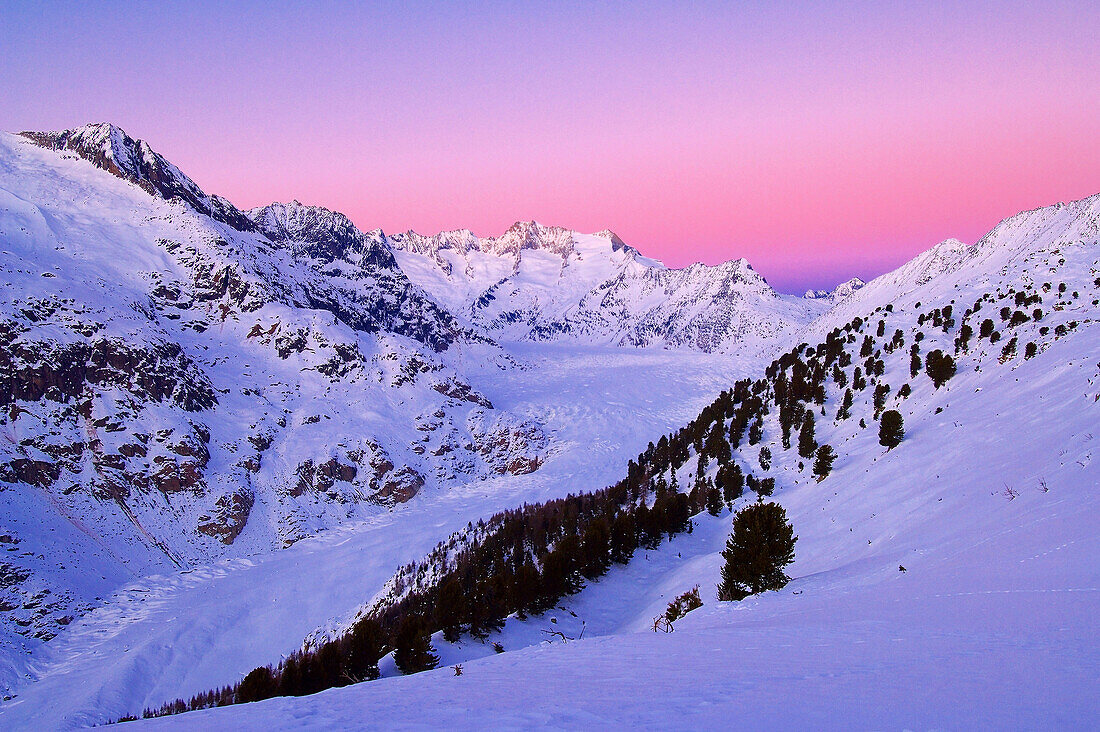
top-left (0, 333), bottom-right (217, 411)
top-left (374, 466), bottom-right (425, 505)
top-left (0, 458), bottom-right (60, 488)
top-left (197, 489), bottom-right (255, 545)
top-left (292, 457), bottom-right (358, 497)
top-left (431, 378), bottom-right (494, 408)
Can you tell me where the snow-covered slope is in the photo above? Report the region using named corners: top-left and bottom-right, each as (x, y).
top-left (390, 222), bottom-right (833, 353)
top-left (0, 346), bottom-right (754, 729)
top-left (0, 126), bottom-right (550, 674)
top-left (801, 194), bottom-right (1100, 339)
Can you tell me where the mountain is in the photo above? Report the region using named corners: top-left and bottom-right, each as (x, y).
top-left (389, 222), bottom-right (837, 353)
top-left (1, 121), bottom-right (1095, 728)
top-left (801, 193), bottom-right (1100, 340)
top-left (0, 126), bottom-right (549, 664)
top-left (20, 122), bottom-right (256, 232)
top-left (803, 276), bottom-right (865, 301)
top-left (67, 189), bottom-right (1099, 730)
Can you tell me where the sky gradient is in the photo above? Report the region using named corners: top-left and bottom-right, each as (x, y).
top-left (2, 1), bottom-right (1097, 292)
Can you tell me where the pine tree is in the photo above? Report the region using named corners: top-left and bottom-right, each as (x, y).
top-left (873, 382), bottom-right (891, 416)
top-left (581, 517), bottom-right (611, 579)
top-left (879, 410), bottom-right (904, 449)
top-left (237, 666), bottom-right (277, 704)
top-left (812, 444), bottom-right (836, 480)
top-left (393, 615), bottom-right (438, 675)
top-left (513, 561), bottom-right (541, 617)
top-left (797, 412), bottom-right (817, 458)
top-left (717, 462), bottom-right (744, 507)
top-left (717, 502), bottom-right (797, 601)
top-left (758, 477), bottom-right (775, 497)
top-left (924, 349), bottom-right (956, 388)
top-left (706, 486), bottom-right (723, 516)
top-left (748, 418), bottom-right (763, 445)
top-left (758, 445), bottom-right (772, 471)
top-left (277, 654), bottom-right (303, 697)
top-left (435, 578), bottom-right (466, 643)
top-left (836, 388), bottom-right (854, 420)
top-left (344, 617), bottom-right (382, 682)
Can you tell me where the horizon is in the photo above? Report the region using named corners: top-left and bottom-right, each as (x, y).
top-left (2, 1), bottom-right (1097, 293)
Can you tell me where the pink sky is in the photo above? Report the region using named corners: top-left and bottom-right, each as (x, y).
top-left (2, 1), bottom-right (1097, 291)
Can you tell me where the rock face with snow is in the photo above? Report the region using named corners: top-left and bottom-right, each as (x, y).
top-left (20, 123), bottom-right (256, 232)
top-left (0, 125), bottom-right (547, 650)
top-left (389, 222), bottom-right (835, 353)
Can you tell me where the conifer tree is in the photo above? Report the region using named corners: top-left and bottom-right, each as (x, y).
top-left (581, 517), bottom-right (611, 579)
top-left (513, 561), bottom-right (541, 617)
top-left (758, 445), bottom-right (772, 471)
top-left (717, 462), bottom-right (744, 507)
top-left (393, 615), bottom-right (438, 675)
top-left (924, 350), bottom-right (956, 388)
top-left (797, 412), bottom-right (817, 458)
top-left (277, 655), bottom-right (303, 697)
top-left (879, 410), bottom-right (904, 449)
top-left (706, 486), bottom-right (723, 516)
top-left (237, 666), bottom-right (277, 704)
top-left (435, 578), bottom-right (466, 643)
top-left (344, 617), bottom-right (382, 682)
top-left (717, 502), bottom-right (797, 601)
top-left (812, 444), bottom-right (836, 480)
top-left (873, 382), bottom-right (891, 416)
top-left (836, 388), bottom-right (854, 420)
top-left (748, 418), bottom-right (763, 445)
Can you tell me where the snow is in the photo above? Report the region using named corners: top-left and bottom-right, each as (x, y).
top-left (131, 225), bottom-right (1099, 729)
top-left (0, 123), bottom-right (1097, 729)
top-left (0, 343), bottom-right (753, 728)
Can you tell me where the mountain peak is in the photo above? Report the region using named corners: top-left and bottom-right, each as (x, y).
top-left (19, 122), bottom-right (255, 231)
top-left (248, 201), bottom-right (396, 269)
top-left (803, 277), bottom-right (866, 301)
top-left (22, 122), bottom-right (151, 182)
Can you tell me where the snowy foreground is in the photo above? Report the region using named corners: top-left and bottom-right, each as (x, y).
top-left (136, 326), bottom-right (1100, 730)
top-left (14, 322), bottom-right (1097, 729)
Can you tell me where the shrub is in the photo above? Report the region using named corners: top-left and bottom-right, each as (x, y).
top-left (664, 586), bottom-right (703, 624)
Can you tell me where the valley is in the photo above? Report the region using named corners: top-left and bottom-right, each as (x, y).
top-left (0, 123), bottom-right (1096, 728)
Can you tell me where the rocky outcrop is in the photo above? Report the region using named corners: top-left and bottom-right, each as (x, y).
top-left (20, 123), bottom-right (257, 232)
top-left (374, 466), bottom-right (425, 505)
top-left (292, 457), bottom-right (359, 498)
top-left (468, 412), bottom-right (548, 476)
top-left (197, 489), bottom-right (255, 545)
top-left (0, 331), bottom-right (217, 411)
top-left (431, 378), bottom-right (493, 408)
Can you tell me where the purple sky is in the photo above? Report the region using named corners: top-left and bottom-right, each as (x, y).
top-left (1, 1), bottom-right (1097, 292)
